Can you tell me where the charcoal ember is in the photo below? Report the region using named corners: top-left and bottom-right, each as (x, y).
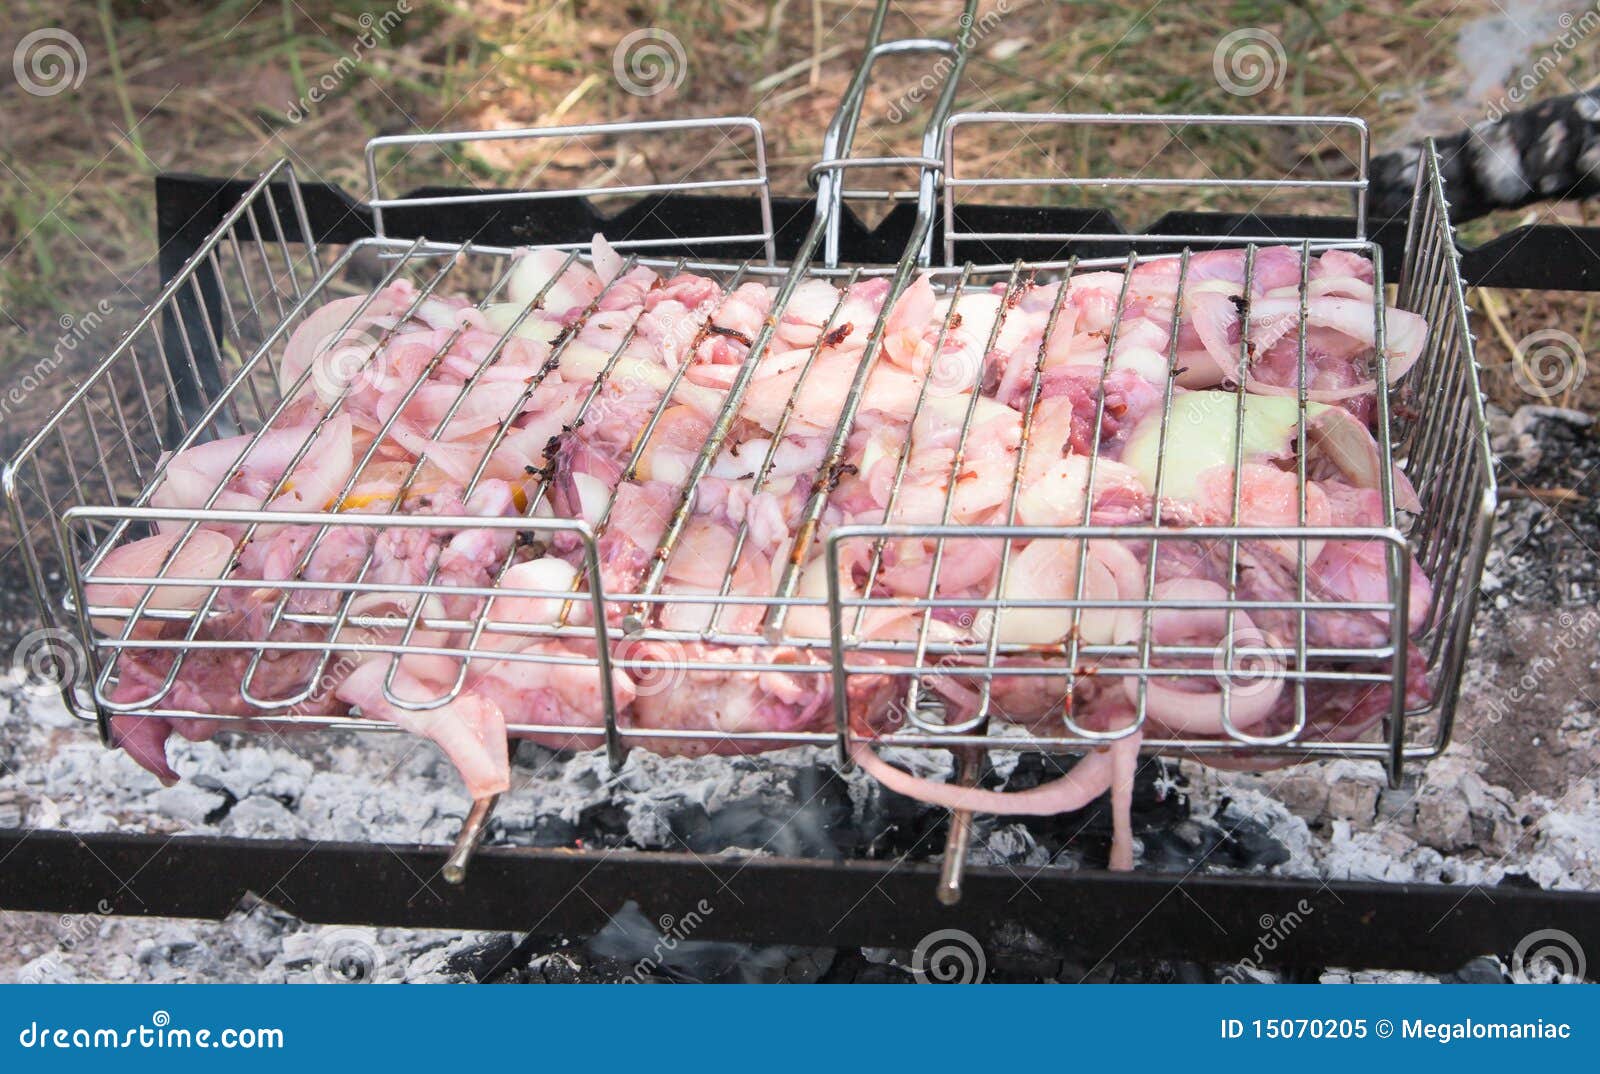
top-left (574, 800), bottom-right (632, 847)
top-left (1056, 958), bottom-right (1120, 983)
top-left (135, 935), bottom-right (213, 978)
top-left (152, 783), bottom-right (229, 825)
top-left (780, 948), bottom-right (836, 983)
top-left (586, 901), bottom-right (831, 983)
top-left (1139, 806), bottom-right (1291, 872)
top-left (989, 952), bottom-right (1064, 980)
top-left (1413, 765), bottom-right (1519, 854)
top-left (217, 795), bottom-right (305, 839)
top-left (0, 787), bottom-right (25, 828)
top-left (1272, 769), bottom-right (1332, 821)
top-left (525, 952), bottom-right (586, 983)
top-left (858, 766), bottom-right (949, 861)
top-left (985, 924), bottom-right (1064, 979)
top-left (862, 798), bottom-right (950, 861)
top-left (664, 764), bottom-right (854, 857)
top-left (1497, 871), bottom-right (1543, 889)
top-left (822, 949), bottom-right (913, 983)
top-left (512, 740), bottom-right (573, 770)
top-left (1443, 956), bottom-right (1509, 984)
top-left (524, 814), bottom-right (580, 847)
top-left (1324, 764), bottom-right (1384, 822)
top-left (189, 744), bottom-right (313, 804)
top-left (969, 822), bottom-right (1049, 867)
top-left (402, 934), bottom-right (512, 983)
top-left (16, 955), bottom-right (79, 984)
top-left (440, 933), bottom-right (520, 982)
top-left (999, 754), bottom-right (1188, 867)
top-left (1320, 968), bottom-right (1436, 983)
top-left (1170, 962), bottom-right (1214, 983)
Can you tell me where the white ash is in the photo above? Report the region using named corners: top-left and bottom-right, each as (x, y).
top-left (2, 404), bottom-right (1595, 983)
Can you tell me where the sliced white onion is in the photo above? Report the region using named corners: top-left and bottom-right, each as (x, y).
top-left (1121, 391), bottom-right (1319, 502)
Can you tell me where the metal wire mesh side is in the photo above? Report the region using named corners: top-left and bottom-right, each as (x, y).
top-left (365, 117), bottom-right (778, 263)
top-left (940, 112), bottom-right (1372, 267)
top-left (3, 160), bottom-right (323, 731)
top-left (1392, 139), bottom-right (1498, 759)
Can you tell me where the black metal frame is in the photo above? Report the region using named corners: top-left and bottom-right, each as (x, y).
top-left (155, 173), bottom-right (1600, 289)
top-left (3, 176), bottom-right (1597, 974)
top-left (5, 828), bottom-right (1597, 974)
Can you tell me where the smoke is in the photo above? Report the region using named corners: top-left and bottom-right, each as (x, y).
top-left (1385, 0), bottom-right (1574, 145)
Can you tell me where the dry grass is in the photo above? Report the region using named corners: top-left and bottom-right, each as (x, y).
top-left (1, 0), bottom-right (1597, 420)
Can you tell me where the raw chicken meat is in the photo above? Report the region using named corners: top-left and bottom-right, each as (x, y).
top-left (85, 237), bottom-right (1438, 874)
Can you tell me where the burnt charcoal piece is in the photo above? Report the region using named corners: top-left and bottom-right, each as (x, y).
top-left (857, 766), bottom-right (950, 861)
top-left (441, 933), bottom-right (520, 983)
top-left (512, 740), bottom-right (575, 769)
top-left (1444, 956), bottom-right (1509, 984)
top-left (585, 901), bottom-right (833, 983)
top-left (525, 814), bottom-right (579, 848)
top-left (574, 800), bottom-right (631, 847)
top-left (1498, 871), bottom-right (1544, 890)
top-left (665, 764), bottom-right (857, 859)
top-left (1137, 804), bottom-right (1291, 872)
top-left (819, 949), bottom-right (913, 983)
